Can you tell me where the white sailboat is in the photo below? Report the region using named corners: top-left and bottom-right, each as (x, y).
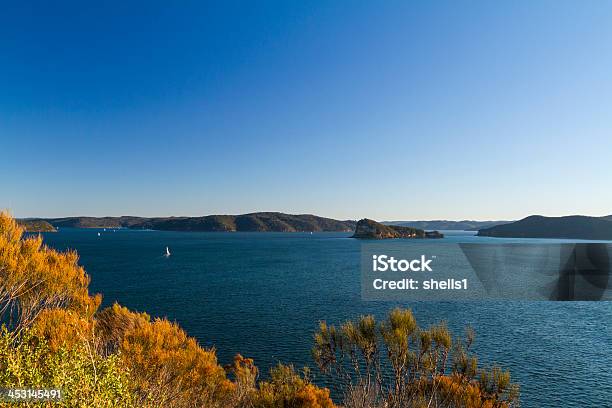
top-left (97, 232), bottom-right (101, 237)
top-left (165, 246), bottom-right (171, 257)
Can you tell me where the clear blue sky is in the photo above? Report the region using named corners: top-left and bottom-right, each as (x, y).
top-left (2, 1), bottom-right (611, 220)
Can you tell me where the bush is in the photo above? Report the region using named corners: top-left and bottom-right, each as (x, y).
top-left (0, 212), bottom-right (100, 335)
top-left (313, 308), bottom-right (519, 408)
top-left (251, 364), bottom-right (334, 408)
top-left (0, 326), bottom-right (135, 407)
top-left (96, 303), bottom-right (235, 408)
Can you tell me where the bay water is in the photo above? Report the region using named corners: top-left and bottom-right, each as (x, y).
top-left (38, 229), bottom-right (612, 407)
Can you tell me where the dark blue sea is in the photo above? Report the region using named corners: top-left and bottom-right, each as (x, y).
top-left (38, 229), bottom-right (612, 407)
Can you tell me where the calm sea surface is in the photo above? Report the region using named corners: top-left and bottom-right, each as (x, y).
top-left (38, 229), bottom-right (612, 407)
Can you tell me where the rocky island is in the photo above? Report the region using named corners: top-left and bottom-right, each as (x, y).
top-left (352, 218), bottom-right (444, 239)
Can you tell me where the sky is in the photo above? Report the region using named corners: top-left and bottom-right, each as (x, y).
top-left (1, 1), bottom-right (611, 220)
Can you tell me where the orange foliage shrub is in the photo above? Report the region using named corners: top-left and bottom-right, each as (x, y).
top-left (226, 354), bottom-right (259, 404)
top-left (0, 212), bottom-right (100, 333)
top-left (31, 308), bottom-right (94, 351)
top-left (96, 303), bottom-right (235, 407)
top-left (252, 364), bottom-right (335, 408)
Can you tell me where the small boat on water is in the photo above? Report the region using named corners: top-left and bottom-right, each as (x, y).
top-left (97, 232), bottom-right (101, 237)
top-left (165, 246), bottom-right (171, 257)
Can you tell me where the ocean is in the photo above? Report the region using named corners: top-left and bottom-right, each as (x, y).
top-left (38, 228), bottom-right (612, 407)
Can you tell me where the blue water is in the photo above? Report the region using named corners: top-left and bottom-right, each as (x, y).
top-left (38, 229), bottom-right (612, 407)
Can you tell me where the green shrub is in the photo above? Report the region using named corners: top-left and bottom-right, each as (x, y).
top-left (0, 326), bottom-right (135, 407)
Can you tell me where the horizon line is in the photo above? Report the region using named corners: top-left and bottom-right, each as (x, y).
top-left (8, 210), bottom-right (612, 223)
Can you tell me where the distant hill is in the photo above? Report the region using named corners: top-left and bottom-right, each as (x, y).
top-left (17, 219), bottom-right (57, 232)
top-left (352, 219), bottom-right (443, 239)
top-left (477, 215), bottom-right (612, 240)
top-left (383, 220), bottom-right (511, 231)
top-left (34, 213), bottom-right (356, 233)
top-left (45, 216), bottom-right (146, 229)
top-left (129, 213), bottom-right (356, 232)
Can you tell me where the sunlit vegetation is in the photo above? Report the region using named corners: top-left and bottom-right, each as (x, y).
top-left (96, 303), bottom-right (234, 407)
top-left (313, 308), bottom-right (519, 407)
top-left (0, 212), bottom-right (519, 407)
top-left (0, 326), bottom-right (135, 407)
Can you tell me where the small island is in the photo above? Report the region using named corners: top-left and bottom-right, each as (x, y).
top-left (352, 218), bottom-right (443, 239)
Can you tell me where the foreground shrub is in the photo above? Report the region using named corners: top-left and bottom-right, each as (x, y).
top-left (313, 308), bottom-right (520, 408)
top-left (96, 303), bottom-right (235, 408)
top-left (0, 212), bottom-right (100, 336)
top-left (253, 364), bottom-right (335, 408)
top-left (0, 327), bottom-right (135, 407)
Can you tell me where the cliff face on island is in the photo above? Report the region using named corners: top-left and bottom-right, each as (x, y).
top-left (477, 215), bottom-right (612, 240)
top-left (33, 213), bottom-right (356, 233)
top-left (352, 218), bottom-right (443, 239)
